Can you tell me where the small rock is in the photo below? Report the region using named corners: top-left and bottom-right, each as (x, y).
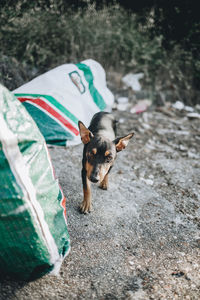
top-left (188, 151), bottom-right (199, 159)
top-left (140, 178), bottom-right (154, 186)
top-left (126, 290), bottom-right (148, 300)
top-left (179, 145), bottom-right (187, 151)
top-left (119, 118), bottom-right (125, 123)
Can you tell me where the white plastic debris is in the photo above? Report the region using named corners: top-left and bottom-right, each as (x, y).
top-left (122, 73), bottom-right (144, 91)
top-left (117, 97), bottom-right (129, 104)
top-left (116, 97), bottom-right (129, 111)
top-left (187, 112), bottom-right (200, 119)
top-left (172, 101), bottom-right (184, 110)
top-left (117, 103), bottom-right (129, 111)
top-left (184, 105), bottom-right (194, 112)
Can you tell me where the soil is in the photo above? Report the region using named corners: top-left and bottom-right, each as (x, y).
top-left (0, 90), bottom-right (200, 299)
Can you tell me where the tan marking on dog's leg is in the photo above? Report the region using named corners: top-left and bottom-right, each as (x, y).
top-left (99, 173), bottom-right (109, 190)
top-left (80, 177), bottom-right (92, 213)
top-left (85, 161), bottom-right (93, 180)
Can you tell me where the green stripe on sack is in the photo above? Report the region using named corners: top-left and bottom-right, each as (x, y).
top-left (14, 93), bottom-right (79, 126)
top-left (76, 63), bottom-right (106, 110)
top-left (23, 102), bottom-right (73, 146)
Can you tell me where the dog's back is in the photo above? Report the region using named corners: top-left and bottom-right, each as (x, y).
top-left (88, 112), bottom-right (116, 141)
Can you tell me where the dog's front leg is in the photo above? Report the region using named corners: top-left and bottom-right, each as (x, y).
top-left (99, 166), bottom-right (112, 190)
top-left (99, 173), bottom-right (109, 190)
top-left (80, 168), bottom-right (92, 213)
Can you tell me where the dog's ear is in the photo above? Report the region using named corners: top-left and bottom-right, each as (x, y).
top-left (78, 121), bottom-right (94, 144)
top-left (114, 133), bottom-right (134, 152)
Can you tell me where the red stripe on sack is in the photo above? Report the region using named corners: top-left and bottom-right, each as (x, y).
top-left (61, 195), bottom-right (67, 224)
top-left (17, 97), bottom-right (79, 136)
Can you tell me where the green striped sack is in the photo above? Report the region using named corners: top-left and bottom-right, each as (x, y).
top-left (13, 59), bottom-right (114, 146)
top-left (0, 84), bottom-right (70, 280)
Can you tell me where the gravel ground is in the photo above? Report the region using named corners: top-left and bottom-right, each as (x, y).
top-left (0, 104), bottom-right (200, 299)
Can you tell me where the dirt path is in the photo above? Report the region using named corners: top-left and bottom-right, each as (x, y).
top-left (0, 106), bottom-right (200, 299)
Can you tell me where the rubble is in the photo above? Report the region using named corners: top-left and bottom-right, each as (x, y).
top-left (1, 73), bottom-right (200, 300)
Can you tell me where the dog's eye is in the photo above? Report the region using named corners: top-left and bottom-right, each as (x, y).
top-left (87, 152), bottom-right (94, 160)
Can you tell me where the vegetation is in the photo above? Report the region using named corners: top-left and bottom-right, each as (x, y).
top-left (0, 1), bottom-right (199, 104)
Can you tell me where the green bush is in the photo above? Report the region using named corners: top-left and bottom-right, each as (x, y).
top-left (0, 5), bottom-right (163, 81)
top-left (0, 2), bottom-right (199, 104)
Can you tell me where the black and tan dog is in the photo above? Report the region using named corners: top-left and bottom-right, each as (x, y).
top-left (78, 112), bottom-right (134, 213)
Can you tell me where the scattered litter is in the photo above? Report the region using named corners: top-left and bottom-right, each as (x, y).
top-left (184, 105), bottom-right (194, 112)
top-left (122, 73), bottom-right (144, 91)
top-left (195, 104), bottom-right (200, 111)
top-left (117, 103), bottom-right (129, 111)
top-left (171, 271), bottom-right (185, 278)
top-left (116, 96), bottom-right (130, 111)
top-left (187, 112), bottom-right (200, 119)
top-left (172, 101), bottom-right (184, 110)
top-left (131, 99), bottom-right (152, 114)
top-left (117, 97), bottom-right (129, 104)
top-left (172, 102), bottom-right (198, 118)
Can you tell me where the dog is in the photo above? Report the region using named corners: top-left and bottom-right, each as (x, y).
top-left (78, 112), bottom-right (134, 213)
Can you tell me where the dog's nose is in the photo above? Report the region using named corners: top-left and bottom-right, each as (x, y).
top-left (90, 175), bottom-right (99, 183)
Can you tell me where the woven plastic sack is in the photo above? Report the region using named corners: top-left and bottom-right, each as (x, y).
top-left (13, 59), bottom-right (114, 146)
top-left (0, 84), bottom-right (70, 280)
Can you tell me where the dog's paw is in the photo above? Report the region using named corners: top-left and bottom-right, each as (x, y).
top-left (99, 182), bottom-right (108, 190)
top-left (80, 201), bottom-right (92, 214)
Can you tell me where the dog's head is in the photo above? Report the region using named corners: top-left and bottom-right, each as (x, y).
top-left (78, 121), bottom-right (134, 183)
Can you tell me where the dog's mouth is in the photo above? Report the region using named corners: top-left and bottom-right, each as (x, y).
top-left (89, 175), bottom-right (99, 183)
